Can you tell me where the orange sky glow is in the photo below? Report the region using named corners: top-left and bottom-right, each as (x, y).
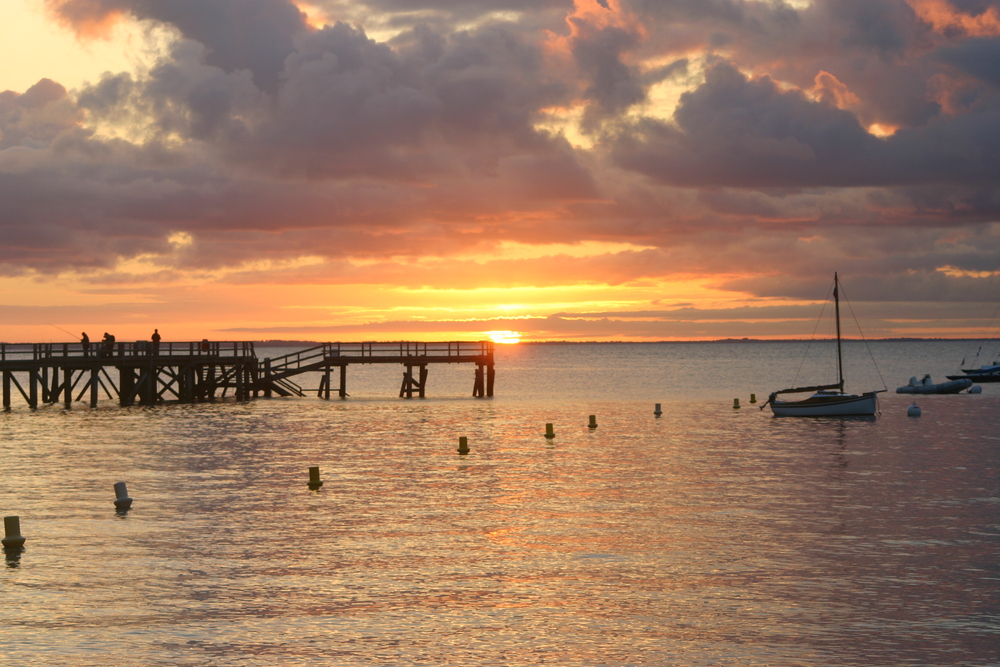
top-left (2, 0), bottom-right (1000, 344)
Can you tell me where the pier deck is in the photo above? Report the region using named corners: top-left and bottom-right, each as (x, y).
top-left (0, 340), bottom-right (494, 410)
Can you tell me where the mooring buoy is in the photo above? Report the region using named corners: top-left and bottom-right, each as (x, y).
top-left (750, 393), bottom-right (757, 404)
top-left (458, 436), bottom-right (470, 454)
top-left (733, 398), bottom-right (741, 409)
top-left (308, 466), bottom-right (323, 490)
top-left (2, 516), bottom-right (25, 550)
top-left (907, 403), bottom-right (921, 417)
top-left (588, 415), bottom-right (598, 429)
top-left (545, 423), bottom-right (555, 439)
top-left (113, 481), bottom-right (133, 511)
top-left (970, 385), bottom-right (982, 394)
top-left (654, 403), bottom-right (662, 417)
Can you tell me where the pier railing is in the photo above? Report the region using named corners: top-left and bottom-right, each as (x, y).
top-left (264, 341), bottom-right (492, 374)
top-left (319, 341), bottom-right (494, 359)
top-left (0, 341), bottom-right (256, 362)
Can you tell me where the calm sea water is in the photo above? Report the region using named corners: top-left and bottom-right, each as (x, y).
top-left (2, 341), bottom-right (998, 665)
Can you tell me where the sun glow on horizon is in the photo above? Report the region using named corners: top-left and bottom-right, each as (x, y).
top-left (488, 330), bottom-right (522, 344)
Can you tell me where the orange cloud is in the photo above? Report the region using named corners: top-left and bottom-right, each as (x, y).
top-left (290, 1), bottom-right (329, 30)
top-left (810, 71), bottom-right (861, 112)
top-left (544, 0), bottom-right (644, 60)
top-left (906, 0), bottom-right (1000, 36)
top-left (43, 0), bottom-right (125, 39)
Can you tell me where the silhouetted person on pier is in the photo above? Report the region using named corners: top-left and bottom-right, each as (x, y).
top-left (101, 332), bottom-right (115, 357)
top-left (151, 329), bottom-right (161, 356)
top-left (81, 332), bottom-right (90, 357)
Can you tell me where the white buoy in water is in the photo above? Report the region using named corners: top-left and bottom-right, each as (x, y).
top-left (907, 403), bottom-right (921, 417)
top-left (969, 385), bottom-right (982, 394)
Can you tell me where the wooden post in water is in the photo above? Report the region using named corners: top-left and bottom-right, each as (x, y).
top-left (2, 371), bottom-right (10, 411)
top-left (418, 365), bottom-right (428, 398)
top-left (339, 364), bottom-right (347, 398)
top-left (400, 365), bottom-right (413, 399)
top-left (206, 365), bottom-right (217, 400)
top-left (486, 363), bottom-right (495, 397)
top-left (184, 365), bottom-right (197, 403)
top-left (473, 364), bottom-right (485, 398)
top-left (90, 366), bottom-right (99, 408)
top-left (64, 368), bottom-right (72, 408)
top-left (236, 362), bottom-right (245, 400)
top-left (120, 367), bottom-right (135, 407)
top-left (143, 368), bottom-right (157, 405)
top-left (28, 369), bottom-right (38, 409)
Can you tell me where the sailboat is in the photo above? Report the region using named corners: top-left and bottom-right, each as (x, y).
top-left (762, 273), bottom-right (884, 417)
top-left (946, 323), bottom-right (1000, 382)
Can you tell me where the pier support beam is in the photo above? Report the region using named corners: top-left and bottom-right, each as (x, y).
top-left (473, 364), bottom-right (485, 398)
top-left (90, 366), bottom-right (99, 408)
top-left (120, 367), bottom-right (135, 407)
top-left (64, 369), bottom-right (72, 408)
top-left (399, 364), bottom-right (427, 399)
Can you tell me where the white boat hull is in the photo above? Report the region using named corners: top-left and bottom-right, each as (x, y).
top-left (770, 392), bottom-right (879, 417)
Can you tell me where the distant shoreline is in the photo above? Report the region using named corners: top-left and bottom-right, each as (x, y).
top-left (251, 337), bottom-right (1000, 345)
top-left (4, 337), bottom-right (998, 347)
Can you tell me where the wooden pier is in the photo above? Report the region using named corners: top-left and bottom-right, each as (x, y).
top-left (0, 340), bottom-right (494, 410)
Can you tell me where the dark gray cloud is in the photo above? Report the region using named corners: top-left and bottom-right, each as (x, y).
top-left (937, 36), bottom-right (1000, 87)
top-left (612, 60), bottom-right (1000, 189)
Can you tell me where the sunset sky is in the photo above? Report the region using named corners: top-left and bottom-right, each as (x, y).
top-left (2, 0), bottom-right (1000, 343)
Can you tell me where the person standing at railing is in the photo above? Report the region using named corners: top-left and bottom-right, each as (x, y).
top-left (81, 332), bottom-right (90, 357)
top-left (101, 332), bottom-right (115, 357)
top-left (151, 329), bottom-right (161, 356)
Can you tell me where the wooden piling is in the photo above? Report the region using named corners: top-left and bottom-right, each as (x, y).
top-left (90, 366), bottom-right (99, 408)
top-left (28, 370), bottom-right (38, 409)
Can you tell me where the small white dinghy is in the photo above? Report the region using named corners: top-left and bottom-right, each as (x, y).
top-left (896, 374), bottom-right (973, 394)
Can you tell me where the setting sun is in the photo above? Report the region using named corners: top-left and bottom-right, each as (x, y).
top-left (487, 331), bottom-right (522, 344)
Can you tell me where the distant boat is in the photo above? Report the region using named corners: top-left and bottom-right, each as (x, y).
top-left (946, 364), bottom-right (1000, 383)
top-left (897, 374), bottom-right (973, 394)
top-left (762, 273), bottom-right (884, 417)
top-left (947, 309), bottom-right (1000, 382)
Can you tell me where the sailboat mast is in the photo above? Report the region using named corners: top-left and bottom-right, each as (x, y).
top-left (834, 272), bottom-right (844, 391)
